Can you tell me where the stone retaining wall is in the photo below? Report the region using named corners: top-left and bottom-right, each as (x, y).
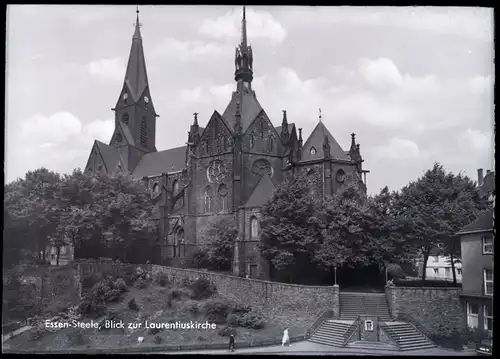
top-left (385, 285), bottom-right (465, 336)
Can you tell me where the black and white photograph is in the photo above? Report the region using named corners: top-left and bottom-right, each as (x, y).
top-left (3, 5), bottom-right (494, 355)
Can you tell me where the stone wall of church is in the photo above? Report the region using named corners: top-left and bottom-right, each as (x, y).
top-left (242, 154), bottom-right (283, 203)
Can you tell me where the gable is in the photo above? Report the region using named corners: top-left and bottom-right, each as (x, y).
top-left (85, 141), bottom-right (120, 174)
top-left (132, 146), bottom-right (187, 178)
top-left (242, 109), bottom-right (281, 155)
top-left (301, 122), bottom-right (349, 162)
top-left (197, 111), bottom-right (234, 158)
top-left (110, 120), bottom-right (134, 147)
top-left (245, 173), bottom-right (276, 208)
top-left (222, 86), bottom-right (263, 133)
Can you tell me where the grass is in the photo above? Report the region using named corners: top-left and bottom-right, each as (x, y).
top-left (4, 279), bottom-right (316, 351)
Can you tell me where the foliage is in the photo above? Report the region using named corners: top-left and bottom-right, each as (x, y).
top-left (66, 329), bottom-right (86, 346)
top-left (167, 288), bottom-right (192, 301)
top-left (200, 217), bottom-right (238, 271)
top-left (393, 279), bottom-right (461, 287)
top-left (230, 310), bottom-right (266, 329)
top-left (28, 327), bottom-right (45, 341)
top-left (202, 299), bottom-right (232, 324)
top-left (188, 247), bottom-right (210, 269)
top-left (154, 335), bottom-right (163, 344)
top-left (218, 326), bottom-right (237, 337)
top-left (154, 272), bottom-right (170, 287)
top-left (260, 173), bottom-right (322, 282)
top-left (189, 277), bottom-right (217, 300)
top-left (128, 298), bottom-right (139, 311)
top-left (393, 163), bottom-right (486, 280)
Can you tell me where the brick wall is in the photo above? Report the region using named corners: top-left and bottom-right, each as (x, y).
top-left (151, 265), bottom-right (336, 318)
top-left (386, 285), bottom-right (466, 336)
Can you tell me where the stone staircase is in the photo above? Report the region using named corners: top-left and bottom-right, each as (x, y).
top-left (382, 322), bottom-right (436, 351)
top-left (339, 292), bottom-right (392, 321)
top-left (309, 320), bottom-right (352, 347)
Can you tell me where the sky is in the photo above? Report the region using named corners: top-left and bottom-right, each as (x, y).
top-left (5, 5), bottom-right (495, 194)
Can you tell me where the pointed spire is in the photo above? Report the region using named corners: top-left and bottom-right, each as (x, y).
top-left (193, 112), bottom-right (199, 126)
top-left (123, 7), bottom-right (149, 103)
top-left (350, 133), bottom-right (356, 149)
top-left (319, 108), bottom-right (322, 122)
top-left (241, 6), bottom-right (247, 48)
top-left (282, 110), bottom-right (288, 126)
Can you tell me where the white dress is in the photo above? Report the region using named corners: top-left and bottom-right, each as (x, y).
top-left (282, 329), bottom-right (289, 345)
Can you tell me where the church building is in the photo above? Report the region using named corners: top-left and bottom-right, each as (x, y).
top-left (85, 7), bottom-right (369, 279)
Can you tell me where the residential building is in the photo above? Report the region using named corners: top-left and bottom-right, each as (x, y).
top-left (417, 247), bottom-right (462, 282)
top-left (457, 208), bottom-right (494, 334)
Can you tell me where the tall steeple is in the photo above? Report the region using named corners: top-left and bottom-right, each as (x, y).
top-left (234, 6), bottom-right (253, 84)
top-left (122, 6), bottom-right (150, 104)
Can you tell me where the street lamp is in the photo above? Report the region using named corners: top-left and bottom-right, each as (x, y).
top-left (334, 266), bottom-right (337, 285)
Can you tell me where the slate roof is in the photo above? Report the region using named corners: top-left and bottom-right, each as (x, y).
top-left (132, 146), bottom-right (187, 178)
top-left (244, 174), bottom-right (276, 208)
top-left (222, 86), bottom-right (263, 134)
top-left (479, 171), bottom-right (495, 196)
top-left (456, 209), bottom-right (494, 235)
top-left (95, 141), bottom-right (120, 174)
top-left (117, 121), bottom-right (134, 144)
top-left (300, 121), bottom-right (349, 162)
top-left (124, 21), bottom-right (149, 102)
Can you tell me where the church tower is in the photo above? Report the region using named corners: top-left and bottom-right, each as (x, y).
top-left (110, 8), bottom-right (158, 172)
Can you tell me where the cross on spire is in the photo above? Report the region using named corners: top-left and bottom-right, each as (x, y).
top-left (134, 6), bottom-right (142, 28)
top-left (319, 108), bottom-right (322, 121)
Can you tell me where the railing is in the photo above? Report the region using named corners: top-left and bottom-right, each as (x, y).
top-left (378, 322), bottom-right (401, 349)
top-left (343, 316), bottom-right (360, 346)
top-left (305, 309), bottom-right (333, 338)
top-left (396, 313), bottom-right (435, 345)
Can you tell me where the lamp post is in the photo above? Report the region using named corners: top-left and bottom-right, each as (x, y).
top-left (334, 266), bottom-right (337, 285)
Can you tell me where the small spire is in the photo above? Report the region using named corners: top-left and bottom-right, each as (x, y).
top-left (298, 128), bottom-right (303, 141)
top-left (133, 6), bottom-right (143, 39)
top-left (351, 133), bottom-right (356, 149)
top-left (282, 110), bottom-right (288, 124)
top-left (319, 108), bottom-right (322, 122)
top-left (193, 112), bottom-right (199, 125)
top-left (241, 6), bottom-right (247, 47)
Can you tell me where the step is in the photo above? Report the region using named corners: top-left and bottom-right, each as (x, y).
top-left (400, 344), bottom-right (436, 351)
top-left (309, 337), bottom-right (344, 347)
top-left (398, 337), bottom-right (429, 344)
top-left (311, 333), bottom-right (345, 343)
top-left (313, 329), bottom-right (347, 337)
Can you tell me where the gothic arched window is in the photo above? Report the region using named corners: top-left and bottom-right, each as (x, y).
top-left (249, 135), bottom-right (255, 149)
top-left (152, 183), bottom-right (160, 196)
top-left (172, 180), bottom-right (179, 195)
top-left (218, 184), bottom-right (228, 213)
top-left (269, 136), bottom-right (274, 152)
top-left (260, 121), bottom-right (264, 138)
top-left (122, 113), bottom-right (129, 126)
top-left (250, 216), bottom-right (259, 239)
top-left (140, 116), bottom-right (147, 146)
top-left (204, 186), bottom-right (213, 213)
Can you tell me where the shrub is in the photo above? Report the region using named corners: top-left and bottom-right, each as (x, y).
top-left (237, 311), bottom-right (265, 329)
top-left (113, 278), bottom-right (128, 292)
top-left (122, 266), bottom-right (137, 286)
top-left (188, 248), bottom-right (209, 269)
top-left (190, 278), bottom-right (217, 300)
top-left (77, 299), bottom-right (106, 318)
top-left (218, 326), bottom-right (237, 337)
top-left (154, 335), bottom-right (163, 344)
top-left (81, 273), bottom-right (103, 290)
top-left (232, 303), bottom-right (251, 315)
top-left (128, 298), bottom-right (139, 311)
top-left (149, 326), bottom-right (163, 335)
top-left (155, 272), bottom-right (170, 287)
top-left (186, 301), bottom-right (199, 315)
top-left (168, 288), bottom-right (191, 301)
top-left (203, 299), bottom-right (231, 324)
top-left (197, 335), bottom-right (208, 341)
top-left (166, 298), bottom-right (173, 308)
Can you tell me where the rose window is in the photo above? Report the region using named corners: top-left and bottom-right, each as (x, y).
top-left (206, 160), bottom-right (227, 183)
top-left (251, 159), bottom-right (273, 178)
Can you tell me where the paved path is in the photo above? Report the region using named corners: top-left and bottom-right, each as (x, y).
top-left (147, 341), bottom-right (477, 356)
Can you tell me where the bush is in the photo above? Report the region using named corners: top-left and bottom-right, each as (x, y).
top-left (122, 266), bottom-right (137, 286)
top-left (430, 334), bottom-right (464, 351)
top-left (168, 288), bottom-right (191, 301)
top-left (128, 298), bottom-right (139, 311)
top-left (203, 299), bottom-right (231, 324)
top-left (154, 335), bottom-right (162, 344)
top-left (149, 326), bottom-right (163, 335)
top-left (77, 299), bottom-right (106, 318)
top-left (218, 326), bottom-right (237, 337)
top-left (237, 311), bottom-right (265, 329)
top-left (113, 278), bottom-right (128, 292)
top-left (155, 272), bottom-right (170, 287)
top-left (190, 278), bottom-right (217, 300)
top-left (81, 273), bottom-right (103, 290)
top-left (186, 301), bottom-right (199, 315)
top-left (98, 311), bottom-right (122, 331)
top-left (197, 335), bottom-right (208, 341)
top-left (189, 248), bottom-right (209, 269)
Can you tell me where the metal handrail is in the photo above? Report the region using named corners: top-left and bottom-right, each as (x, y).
top-left (306, 309), bottom-right (333, 338)
top-left (378, 322), bottom-right (401, 349)
top-left (343, 317), bottom-right (360, 346)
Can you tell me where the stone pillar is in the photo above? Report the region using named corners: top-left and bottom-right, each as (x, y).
top-left (385, 285), bottom-right (398, 319)
top-left (333, 284), bottom-right (340, 318)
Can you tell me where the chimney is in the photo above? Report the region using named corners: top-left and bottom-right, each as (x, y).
top-left (486, 170), bottom-right (491, 175)
top-left (478, 168), bottom-right (484, 186)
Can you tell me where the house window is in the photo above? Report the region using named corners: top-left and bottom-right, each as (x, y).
top-left (457, 268), bottom-right (462, 276)
top-left (433, 268), bottom-right (439, 276)
top-left (484, 269), bottom-right (493, 296)
top-left (250, 217), bottom-right (259, 239)
top-left (484, 304), bottom-right (493, 332)
top-left (482, 235), bottom-right (493, 254)
top-left (204, 186), bottom-right (213, 213)
top-left (364, 320), bottom-right (374, 331)
top-left (467, 302), bottom-right (479, 328)
top-left (433, 256), bottom-right (439, 263)
top-left (445, 267), bottom-right (451, 277)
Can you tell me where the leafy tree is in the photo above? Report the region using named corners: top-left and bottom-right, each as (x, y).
top-left (259, 173), bottom-right (322, 283)
top-left (200, 217), bottom-right (238, 271)
top-left (394, 163), bottom-right (485, 280)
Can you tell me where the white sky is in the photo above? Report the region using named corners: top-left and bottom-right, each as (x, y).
top-left (5, 5), bottom-right (495, 194)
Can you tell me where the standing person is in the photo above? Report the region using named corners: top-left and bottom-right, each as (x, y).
top-left (281, 327), bottom-right (291, 347)
top-left (228, 333), bottom-right (235, 352)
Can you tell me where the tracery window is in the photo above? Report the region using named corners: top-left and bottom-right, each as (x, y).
top-left (172, 180), bottom-right (179, 195)
top-left (122, 113), bottom-right (129, 126)
top-left (250, 216), bottom-right (259, 239)
top-left (218, 184), bottom-right (229, 212)
top-left (204, 186), bottom-right (213, 213)
top-left (140, 116), bottom-right (147, 146)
